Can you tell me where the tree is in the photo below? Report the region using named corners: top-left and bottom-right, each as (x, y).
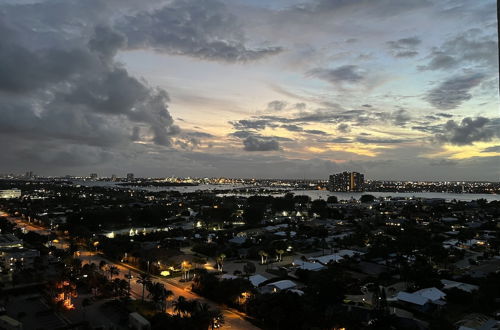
top-left (243, 262), bottom-right (256, 277)
top-left (360, 194), bottom-right (375, 203)
top-left (327, 196), bottom-right (338, 204)
top-left (275, 249), bottom-right (285, 262)
top-left (136, 273), bottom-right (152, 302)
top-left (173, 296), bottom-right (191, 317)
top-left (258, 250), bottom-right (268, 265)
top-left (147, 282), bottom-right (173, 312)
top-left (98, 260), bottom-right (107, 273)
top-left (107, 265), bottom-right (119, 280)
top-left (216, 253), bottom-right (226, 272)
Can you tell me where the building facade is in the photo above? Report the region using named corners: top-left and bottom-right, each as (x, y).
top-left (328, 172), bottom-right (365, 192)
top-left (0, 189), bottom-right (21, 199)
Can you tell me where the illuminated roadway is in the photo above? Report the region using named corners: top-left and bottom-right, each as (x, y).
top-left (0, 210), bottom-right (259, 329)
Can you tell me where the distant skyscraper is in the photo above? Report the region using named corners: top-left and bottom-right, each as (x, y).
top-left (328, 171), bottom-right (364, 192)
top-left (25, 171), bottom-right (33, 179)
top-left (90, 173), bottom-right (98, 180)
top-left (111, 174), bottom-right (117, 181)
top-left (126, 173), bottom-right (134, 181)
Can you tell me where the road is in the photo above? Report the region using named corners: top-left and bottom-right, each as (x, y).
top-left (80, 252), bottom-right (259, 330)
top-left (1, 210), bottom-right (259, 329)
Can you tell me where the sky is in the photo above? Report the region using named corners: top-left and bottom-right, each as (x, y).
top-left (0, 0), bottom-right (498, 180)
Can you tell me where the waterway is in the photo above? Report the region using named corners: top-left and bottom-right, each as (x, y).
top-left (74, 181), bottom-right (500, 202)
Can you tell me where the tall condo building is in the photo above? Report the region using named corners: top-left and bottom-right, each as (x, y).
top-left (328, 172), bottom-right (365, 192)
top-left (126, 173), bottom-right (134, 181)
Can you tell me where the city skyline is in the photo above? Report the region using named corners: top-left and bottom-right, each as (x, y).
top-left (0, 0), bottom-right (499, 181)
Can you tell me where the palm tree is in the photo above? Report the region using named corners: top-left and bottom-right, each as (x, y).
top-left (98, 260), bottom-right (107, 273)
top-left (107, 265), bottom-right (119, 280)
top-left (136, 273), bottom-right (151, 302)
top-left (258, 250), bottom-right (268, 265)
top-left (147, 282), bottom-right (173, 312)
top-left (275, 249), bottom-right (285, 262)
top-left (173, 296), bottom-right (189, 316)
top-left (216, 253), bottom-right (226, 272)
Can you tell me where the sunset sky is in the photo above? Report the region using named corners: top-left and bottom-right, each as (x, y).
top-left (0, 0), bottom-right (498, 180)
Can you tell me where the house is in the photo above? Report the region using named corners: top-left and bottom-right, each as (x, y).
top-left (413, 287), bottom-right (446, 303)
top-left (263, 280), bottom-right (297, 293)
top-left (228, 236), bottom-right (246, 245)
top-left (396, 291), bottom-right (430, 306)
top-left (441, 279), bottom-right (479, 293)
top-left (129, 312), bottom-right (151, 330)
top-left (248, 274), bottom-right (268, 287)
top-left (292, 259), bottom-right (325, 271)
top-left (395, 287), bottom-right (446, 311)
top-left (311, 254), bottom-right (343, 264)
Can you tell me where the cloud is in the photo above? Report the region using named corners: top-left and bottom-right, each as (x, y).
top-left (434, 117), bottom-right (499, 145)
top-left (304, 129), bottom-right (328, 135)
top-left (267, 100), bottom-right (287, 111)
top-left (356, 137), bottom-right (410, 144)
top-left (337, 124), bottom-right (351, 133)
top-left (243, 136), bottom-right (280, 151)
top-left (424, 73), bottom-right (485, 110)
top-left (321, 137), bottom-right (352, 143)
top-left (481, 146), bottom-right (500, 153)
top-left (230, 119), bottom-right (273, 130)
top-left (387, 36), bottom-right (421, 57)
top-left (117, 0), bottom-right (282, 62)
top-left (435, 113), bottom-right (454, 118)
top-left (185, 131), bottom-right (215, 138)
top-left (429, 159), bottom-right (458, 166)
top-left (309, 65), bottom-right (364, 84)
top-left (419, 31), bottom-right (498, 71)
top-left (292, 0), bottom-right (431, 18)
top-left (281, 124), bottom-right (303, 132)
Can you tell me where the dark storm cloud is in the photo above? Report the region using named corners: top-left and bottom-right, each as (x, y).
top-left (117, 0), bottom-right (282, 62)
top-left (387, 36), bottom-right (421, 58)
top-left (0, 11), bottom-right (183, 168)
top-left (88, 25), bottom-right (127, 60)
top-left (230, 119), bottom-right (274, 130)
top-left (419, 31), bottom-right (497, 71)
top-left (309, 65), bottom-right (364, 84)
top-left (481, 146), bottom-right (500, 153)
top-left (434, 117), bottom-right (499, 145)
top-left (185, 131), bottom-right (215, 138)
top-left (267, 100), bottom-right (287, 111)
top-left (424, 73), bottom-right (484, 110)
top-left (0, 0), bottom-right (285, 170)
top-left (243, 136), bottom-right (280, 151)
